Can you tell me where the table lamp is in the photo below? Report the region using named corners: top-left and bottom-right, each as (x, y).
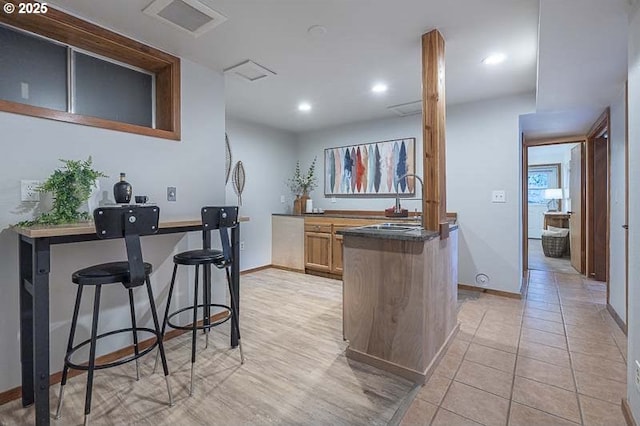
top-left (544, 188), bottom-right (563, 212)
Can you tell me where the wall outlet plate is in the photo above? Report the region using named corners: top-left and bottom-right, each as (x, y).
top-left (239, 241), bottom-right (245, 251)
top-left (21, 180), bottom-right (41, 202)
top-left (167, 186), bottom-right (176, 202)
top-left (491, 190), bottom-right (506, 203)
top-left (635, 360), bottom-right (640, 393)
top-left (280, 195), bottom-right (285, 203)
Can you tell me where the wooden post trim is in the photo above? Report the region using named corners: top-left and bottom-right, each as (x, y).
top-left (421, 30), bottom-right (447, 233)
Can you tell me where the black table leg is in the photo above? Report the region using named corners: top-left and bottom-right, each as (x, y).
top-left (18, 237), bottom-right (34, 408)
top-left (20, 236), bottom-right (51, 425)
top-left (230, 225), bottom-right (240, 348)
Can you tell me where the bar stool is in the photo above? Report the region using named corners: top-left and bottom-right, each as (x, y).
top-left (157, 206), bottom-right (244, 396)
top-left (55, 206), bottom-right (173, 425)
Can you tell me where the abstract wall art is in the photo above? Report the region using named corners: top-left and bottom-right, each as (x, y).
top-left (324, 138), bottom-right (416, 196)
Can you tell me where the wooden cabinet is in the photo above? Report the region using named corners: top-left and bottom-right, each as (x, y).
top-left (301, 215), bottom-right (419, 278)
top-left (304, 230), bottom-right (332, 272)
top-left (331, 233), bottom-right (344, 274)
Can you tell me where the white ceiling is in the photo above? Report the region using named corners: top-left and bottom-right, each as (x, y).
top-left (48, 0), bottom-right (627, 136)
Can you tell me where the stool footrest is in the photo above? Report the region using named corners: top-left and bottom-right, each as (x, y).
top-left (167, 304), bottom-right (232, 331)
top-left (65, 327), bottom-right (159, 371)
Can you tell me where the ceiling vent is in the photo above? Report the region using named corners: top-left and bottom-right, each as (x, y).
top-left (224, 60), bottom-right (277, 82)
top-left (387, 100), bottom-right (422, 117)
top-left (143, 0), bottom-right (227, 37)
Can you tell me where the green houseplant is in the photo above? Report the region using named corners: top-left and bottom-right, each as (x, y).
top-left (20, 157), bottom-right (107, 226)
top-left (288, 158), bottom-right (317, 215)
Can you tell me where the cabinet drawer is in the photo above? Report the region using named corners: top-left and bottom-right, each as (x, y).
top-left (305, 223), bottom-right (332, 233)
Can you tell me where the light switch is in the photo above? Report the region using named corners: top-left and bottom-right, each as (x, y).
top-left (491, 190), bottom-right (506, 203)
top-left (280, 195), bottom-right (285, 203)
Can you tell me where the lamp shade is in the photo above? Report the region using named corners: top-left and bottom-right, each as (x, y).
top-left (543, 188), bottom-right (563, 200)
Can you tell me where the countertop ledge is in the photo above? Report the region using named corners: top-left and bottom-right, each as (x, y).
top-left (272, 213), bottom-right (423, 221)
top-left (338, 223), bottom-right (458, 242)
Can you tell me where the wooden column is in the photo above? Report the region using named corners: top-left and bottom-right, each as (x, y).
top-left (421, 30), bottom-right (448, 236)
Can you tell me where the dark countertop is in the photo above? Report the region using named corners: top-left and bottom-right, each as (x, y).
top-left (338, 224), bottom-right (458, 242)
top-left (272, 213), bottom-right (422, 221)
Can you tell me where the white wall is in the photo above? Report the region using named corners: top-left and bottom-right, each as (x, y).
top-left (0, 58), bottom-right (226, 393)
top-left (448, 93), bottom-right (535, 294)
top-left (527, 143), bottom-right (576, 238)
top-left (627, 2), bottom-right (640, 418)
top-left (609, 88), bottom-right (627, 324)
top-left (297, 93), bottom-right (535, 295)
top-left (224, 117), bottom-right (298, 270)
top-left (296, 115), bottom-right (424, 213)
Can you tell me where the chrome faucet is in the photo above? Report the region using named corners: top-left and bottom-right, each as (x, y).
top-left (395, 173), bottom-right (424, 228)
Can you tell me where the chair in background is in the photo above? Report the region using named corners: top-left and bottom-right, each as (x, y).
top-left (55, 206), bottom-right (173, 425)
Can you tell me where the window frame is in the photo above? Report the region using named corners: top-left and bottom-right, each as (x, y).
top-left (0, 1), bottom-right (181, 140)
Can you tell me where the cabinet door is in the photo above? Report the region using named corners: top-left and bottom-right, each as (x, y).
top-left (305, 232), bottom-right (331, 271)
top-left (331, 233), bottom-right (344, 274)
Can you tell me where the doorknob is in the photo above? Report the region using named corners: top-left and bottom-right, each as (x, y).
top-left (623, 225), bottom-right (629, 230)
top-left (567, 211), bottom-right (574, 214)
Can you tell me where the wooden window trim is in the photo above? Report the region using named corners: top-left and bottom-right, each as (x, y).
top-left (0, 0), bottom-right (181, 140)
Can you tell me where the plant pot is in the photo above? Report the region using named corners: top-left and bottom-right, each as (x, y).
top-left (293, 195), bottom-right (302, 215)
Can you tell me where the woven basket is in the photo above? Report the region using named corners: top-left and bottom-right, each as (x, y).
top-left (541, 234), bottom-right (567, 258)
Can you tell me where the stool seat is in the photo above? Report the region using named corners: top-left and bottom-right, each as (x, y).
top-left (173, 249), bottom-right (224, 266)
top-left (72, 262), bottom-right (153, 286)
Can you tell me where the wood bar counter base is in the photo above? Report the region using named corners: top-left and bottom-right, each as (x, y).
top-left (340, 226), bottom-right (459, 384)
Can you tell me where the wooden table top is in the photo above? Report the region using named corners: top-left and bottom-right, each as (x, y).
top-left (12, 217), bottom-right (249, 238)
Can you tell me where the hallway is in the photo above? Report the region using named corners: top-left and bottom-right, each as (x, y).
top-left (400, 270), bottom-right (627, 425)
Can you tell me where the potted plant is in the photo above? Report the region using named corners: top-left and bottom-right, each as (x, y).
top-left (288, 157), bottom-right (317, 214)
top-left (20, 157), bottom-right (107, 226)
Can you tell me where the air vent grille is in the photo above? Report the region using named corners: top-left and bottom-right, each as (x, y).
top-left (387, 100), bottom-right (422, 117)
top-left (224, 60), bottom-right (277, 82)
top-left (143, 0), bottom-right (227, 37)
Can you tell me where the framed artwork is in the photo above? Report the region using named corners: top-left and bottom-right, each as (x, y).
top-left (324, 137), bottom-right (416, 197)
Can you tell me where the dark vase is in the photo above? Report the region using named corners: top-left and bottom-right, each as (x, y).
top-left (113, 172), bottom-right (132, 204)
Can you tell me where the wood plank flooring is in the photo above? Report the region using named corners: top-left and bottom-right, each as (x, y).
top-left (0, 269), bottom-right (414, 425)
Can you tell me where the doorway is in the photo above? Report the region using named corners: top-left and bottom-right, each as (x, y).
top-left (525, 142), bottom-right (583, 275)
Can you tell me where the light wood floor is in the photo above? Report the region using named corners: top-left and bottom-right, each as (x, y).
top-left (400, 270), bottom-right (627, 426)
top-left (0, 269), bottom-right (414, 425)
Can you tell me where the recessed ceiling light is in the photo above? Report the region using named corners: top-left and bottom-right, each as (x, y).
top-left (482, 53), bottom-right (507, 65)
top-left (372, 83), bottom-right (388, 93)
top-left (298, 102), bottom-right (312, 112)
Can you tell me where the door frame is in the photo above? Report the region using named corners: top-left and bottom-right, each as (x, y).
top-left (521, 135), bottom-right (587, 275)
top-left (585, 109), bottom-right (611, 291)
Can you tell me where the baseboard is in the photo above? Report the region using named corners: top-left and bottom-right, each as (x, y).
top-left (346, 324), bottom-right (459, 385)
top-left (607, 304), bottom-right (628, 335)
top-left (269, 264), bottom-right (306, 274)
top-left (240, 264), bottom-right (272, 275)
top-left (458, 283), bottom-right (522, 300)
top-left (305, 269), bottom-right (342, 281)
top-left (623, 398), bottom-right (637, 426)
top-left (0, 311), bottom-right (229, 406)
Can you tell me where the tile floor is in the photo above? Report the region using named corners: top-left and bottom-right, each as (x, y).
top-left (528, 239), bottom-right (578, 275)
top-left (400, 270), bottom-right (628, 426)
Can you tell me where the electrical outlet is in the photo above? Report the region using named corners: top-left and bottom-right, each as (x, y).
top-left (491, 190), bottom-right (506, 203)
top-left (21, 180), bottom-right (41, 202)
top-left (331, 197), bottom-right (337, 203)
top-left (239, 241), bottom-right (245, 251)
top-left (167, 186), bottom-right (176, 202)
top-left (635, 360), bottom-right (640, 393)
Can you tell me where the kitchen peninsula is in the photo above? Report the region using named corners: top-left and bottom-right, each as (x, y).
top-left (340, 224), bottom-right (458, 383)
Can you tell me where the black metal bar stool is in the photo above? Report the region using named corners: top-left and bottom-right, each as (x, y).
top-left (155, 206), bottom-right (244, 396)
top-left (55, 206), bottom-right (173, 425)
